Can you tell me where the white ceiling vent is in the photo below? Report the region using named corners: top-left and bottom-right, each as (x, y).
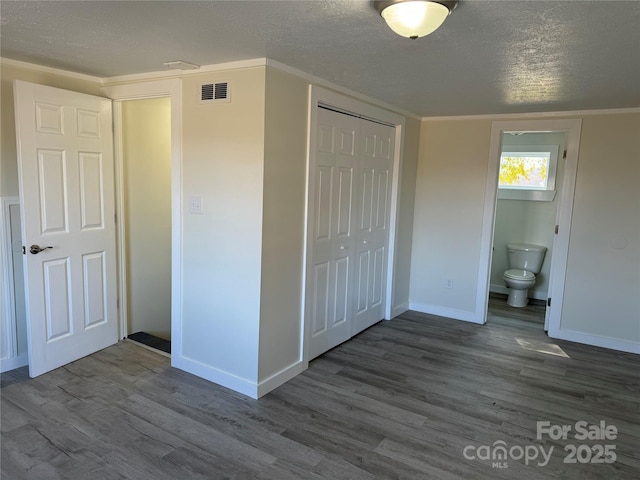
top-left (200, 82), bottom-right (230, 104)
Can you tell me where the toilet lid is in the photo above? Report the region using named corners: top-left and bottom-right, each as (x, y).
top-left (504, 269), bottom-right (535, 280)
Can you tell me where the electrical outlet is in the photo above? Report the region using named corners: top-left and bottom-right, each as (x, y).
top-left (189, 196), bottom-right (203, 214)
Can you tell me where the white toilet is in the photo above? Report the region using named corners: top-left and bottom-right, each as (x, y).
top-left (503, 243), bottom-right (547, 307)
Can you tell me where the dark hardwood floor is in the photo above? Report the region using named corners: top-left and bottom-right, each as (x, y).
top-left (2, 303), bottom-right (639, 479)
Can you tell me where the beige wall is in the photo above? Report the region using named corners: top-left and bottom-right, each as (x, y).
top-left (122, 98), bottom-right (172, 339)
top-left (392, 116), bottom-right (420, 313)
top-left (1, 62), bottom-right (102, 197)
top-left (561, 113), bottom-right (640, 342)
top-left (410, 119), bottom-right (491, 315)
top-left (258, 67), bottom-right (308, 382)
top-left (180, 67), bottom-right (266, 382)
top-left (411, 112), bottom-right (640, 347)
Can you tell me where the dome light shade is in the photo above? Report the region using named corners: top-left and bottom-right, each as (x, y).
top-left (376, 0), bottom-right (458, 39)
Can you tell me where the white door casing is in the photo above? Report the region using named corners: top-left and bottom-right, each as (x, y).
top-left (101, 79), bottom-right (182, 362)
top-left (14, 80), bottom-right (118, 377)
top-left (308, 107), bottom-right (395, 359)
top-left (478, 118), bottom-right (582, 332)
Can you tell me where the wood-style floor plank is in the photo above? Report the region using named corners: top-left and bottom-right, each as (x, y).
top-left (2, 297), bottom-right (639, 479)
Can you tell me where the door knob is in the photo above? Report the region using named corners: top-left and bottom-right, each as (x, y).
top-left (30, 244), bottom-right (53, 254)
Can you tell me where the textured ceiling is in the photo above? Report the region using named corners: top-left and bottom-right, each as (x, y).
top-left (1, 0), bottom-right (639, 117)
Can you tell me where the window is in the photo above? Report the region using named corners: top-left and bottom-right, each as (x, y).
top-left (498, 144), bottom-right (559, 201)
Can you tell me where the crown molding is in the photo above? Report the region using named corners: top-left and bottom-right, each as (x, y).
top-left (3, 56), bottom-right (635, 121)
top-left (102, 58), bottom-right (268, 85)
top-left (0, 57), bottom-right (103, 83)
top-left (421, 107), bottom-right (640, 121)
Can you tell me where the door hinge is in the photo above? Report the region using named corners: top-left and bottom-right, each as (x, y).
top-left (114, 213), bottom-right (117, 223)
top-left (22, 245), bottom-right (26, 255)
top-left (563, 149), bottom-right (567, 159)
top-left (547, 298), bottom-right (552, 307)
top-left (554, 225), bottom-right (559, 234)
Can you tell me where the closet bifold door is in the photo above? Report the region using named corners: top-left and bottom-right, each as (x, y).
top-left (309, 108), bottom-right (358, 359)
top-left (308, 107), bottom-right (394, 360)
top-left (352, 120), bottom-right (395, 334)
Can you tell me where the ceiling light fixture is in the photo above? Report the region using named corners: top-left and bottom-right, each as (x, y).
top-left (375, 0), bottom-right (458, 39)
top-left (162, 60), bottom-right (200, 70)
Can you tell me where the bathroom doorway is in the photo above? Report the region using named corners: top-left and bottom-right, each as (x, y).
top-left (487, 130), bottom-right (567, 329)
top-left (476, 118), bottom-right (582, 335)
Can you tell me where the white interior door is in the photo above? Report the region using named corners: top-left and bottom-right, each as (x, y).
top-left (308, 108), bottom-right (358, 359)
top-left (14, 80), bottom-right (118, 377)
top-left (353, 120), bottom-right (395, 333)
top-left (308, 107), bottom-right (394, 360)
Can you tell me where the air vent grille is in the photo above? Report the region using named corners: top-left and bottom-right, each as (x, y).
top-left (200, 82), bottom-right (230, 103)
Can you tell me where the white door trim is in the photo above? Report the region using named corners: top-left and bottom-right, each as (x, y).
top-left (0, 197), bottom-right (28, 372)
top-left (303, 85), bottom-right (405, 361)
top-left (477, 119), bottom-right (583, 331)
top-left (101, 79), bottom-right (183, 359)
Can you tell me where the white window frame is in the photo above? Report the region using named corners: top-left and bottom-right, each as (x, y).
top-left (498, 144), bottom-right (559, 201)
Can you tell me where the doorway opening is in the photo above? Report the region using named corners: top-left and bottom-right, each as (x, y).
top-left (487, 130), bottom-right (567, 330)
top-left (476, 118), bottom-right (582, 336)
top-left (119, 98), bottom-right (172, 354)
top-left (104, 77), bottom-right (183, 364)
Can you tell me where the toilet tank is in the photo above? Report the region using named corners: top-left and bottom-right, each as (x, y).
top-left (507, 243), bottom-right (547, 273)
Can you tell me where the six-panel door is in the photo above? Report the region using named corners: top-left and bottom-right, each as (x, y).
top-left (309, 107), bottom-right (394, 359)
top-left (14, 81), bottom-right (118, 377)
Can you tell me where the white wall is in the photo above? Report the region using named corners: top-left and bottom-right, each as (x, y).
top-left (392, 116), bottom-right (420, 315)
top-left (490, 132), bottom-right (566, 300)
top-left (560, 113), bottom-right (640, 346)
top-left (179, 67), bottom-right (266, 388)
top-left (410, 112), bottom-right (640, 351)
top-left (122, 98), bottom-right (172, 339)
top-left (258, 67), bottom-right (308, 384)
top-left (410, 120), bottom-right (491, 319)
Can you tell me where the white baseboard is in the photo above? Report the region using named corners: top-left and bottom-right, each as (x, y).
top-left (257, 360), bottom-right (307, 398)
top-left (172, 355), bottom-right (260, 399)
top-left (548, 328), bottom-right (640, 355)
top-left (391, 302), bottom-right (409, 319)
top-left (1, 353), bottom-right (28, 373)
top-left (173, 355), bottom-right (308, 399)
top-left (408, 303), bottom-right (481, 324)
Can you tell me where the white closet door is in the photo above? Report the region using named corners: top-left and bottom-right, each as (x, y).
top-left (353, 120), bottom-right (395, 333)
top-left (308, 108), bottom-right (395, 360)
top-left (308, 108), bottom-right (359, 359)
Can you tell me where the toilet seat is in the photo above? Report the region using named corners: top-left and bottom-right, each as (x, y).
top-left (503, 269), bottom-right (535, 281)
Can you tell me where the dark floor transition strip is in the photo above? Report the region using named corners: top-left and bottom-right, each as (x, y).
top-left (128, 332), bottom-right (171, 354)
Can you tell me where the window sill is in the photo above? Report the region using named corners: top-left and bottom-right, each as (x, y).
top-left (498, 189), bottom-right (557, 202)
